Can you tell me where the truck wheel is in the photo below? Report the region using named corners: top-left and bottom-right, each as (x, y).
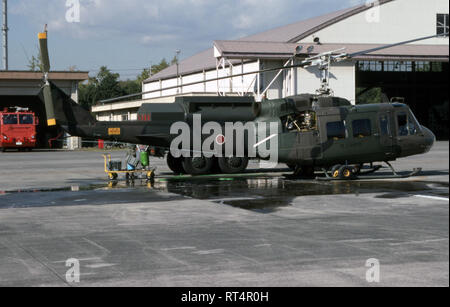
top-left (218, 157), bottom-right (249, 174)
top-left (167, 153), bottom-right (186, 174)
top-left (182, 156), bottom-right (214, 175)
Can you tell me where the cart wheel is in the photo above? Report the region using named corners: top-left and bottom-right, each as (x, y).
top-left (331, 165), bottom-right (342, 178)
top-left (108, 173), bottom-right (118, 181)
top-left (338, 165), bottom-right (355, 180)
top-left (146, 171), bottom-right (155, 182)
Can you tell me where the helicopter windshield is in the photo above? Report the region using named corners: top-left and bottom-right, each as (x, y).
top-left (397, 109), bottom-right (422, 136)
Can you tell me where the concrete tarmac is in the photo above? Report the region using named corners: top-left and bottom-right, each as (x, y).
top-left (0, 143), bottom-right (448, 287)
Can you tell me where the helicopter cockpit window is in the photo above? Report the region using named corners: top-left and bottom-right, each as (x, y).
top-left (352, 119), bottom-right (372, 138)
top-left (327, 121), bottom-right (347, 141)
top-left (397, 112), bottom-right (420, 136)
top-left (283, 111), bottom-right (317, 132)
top-left (2, 114), bottom-right (18, 125)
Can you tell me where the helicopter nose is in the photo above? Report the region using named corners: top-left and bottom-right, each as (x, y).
top-left (420, 126), bottom-right (436, 154)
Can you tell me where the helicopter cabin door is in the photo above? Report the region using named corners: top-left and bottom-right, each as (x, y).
top-left (378, 111), bottom-right (395, 157)
top-left (295, 130), bottom-right (322, 161)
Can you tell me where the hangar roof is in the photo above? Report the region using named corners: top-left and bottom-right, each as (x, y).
top-left (0, 71), bottom-right (89, 81)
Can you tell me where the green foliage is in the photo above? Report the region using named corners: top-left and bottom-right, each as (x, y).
top-left (356, 87), bottom-right (386, 104)
top-left (79, 66), bottom-right (123, 109)
top-left (151, 58), bottom-right (170, 76)
top-left (27, 47), bottom-right (43, 72)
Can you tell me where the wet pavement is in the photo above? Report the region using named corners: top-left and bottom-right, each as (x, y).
top-left (0, 142), bottom-right (448, 286)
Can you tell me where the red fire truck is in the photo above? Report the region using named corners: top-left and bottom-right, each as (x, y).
top-left (0, 108), bottom-right (38, 152)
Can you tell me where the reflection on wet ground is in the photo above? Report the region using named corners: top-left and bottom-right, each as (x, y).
top-left (0, 175), bottom-right (448, 213)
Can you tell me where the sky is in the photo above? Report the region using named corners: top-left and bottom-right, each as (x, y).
top-left (4, 0), bottom-right (366, 79)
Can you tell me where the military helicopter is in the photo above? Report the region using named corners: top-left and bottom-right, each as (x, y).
top-left (37, 28), bottom-right (443, 179)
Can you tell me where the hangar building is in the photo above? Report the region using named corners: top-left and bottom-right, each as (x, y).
top-left (0, 71), bottom-right (88, 148)
top-left (92, 0), bottom-right (449, 138)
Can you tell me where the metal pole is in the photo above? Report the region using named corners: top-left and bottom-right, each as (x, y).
top-left (176, 49), bottom-right (180, 94)
top-left (2, 0), bottom-right (8, 70)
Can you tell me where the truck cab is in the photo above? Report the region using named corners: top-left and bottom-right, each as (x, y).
top-left (0, 108), bottom-right (38, 152)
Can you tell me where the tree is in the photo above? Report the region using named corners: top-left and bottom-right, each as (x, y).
top-left (78, 57), bottom-right (174, 109)
top-left (78, 66), bottom-right (122, 109)
top-left (95, 66), bottom-right (123, 102)
top-left (27, 47), bottom-right (43, 72)
top-left (136, 68), bottom-right (151, 85)
top-left (151, 58), bottom-right (170, 76)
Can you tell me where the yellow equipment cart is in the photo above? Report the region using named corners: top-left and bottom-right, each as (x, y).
top-left (103, 154), bottom-right (155, 181)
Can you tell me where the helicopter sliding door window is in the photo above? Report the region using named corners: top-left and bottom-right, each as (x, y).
top-left (327, 121), bottom-right (346, 141)
top-left (437, 14), bottom-right (449, 36)
top-left (379, 115), bottom-right (391, 137)
top-left (352, 119), bottom-right (372, 138)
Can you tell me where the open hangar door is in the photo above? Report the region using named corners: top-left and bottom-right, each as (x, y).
top-left (0, 71), bottom-right (89, 149)
top-left (356, 61), bottom-right (449, 140)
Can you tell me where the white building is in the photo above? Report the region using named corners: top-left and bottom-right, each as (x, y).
top-left (93, 0), bottom-right (449, 136)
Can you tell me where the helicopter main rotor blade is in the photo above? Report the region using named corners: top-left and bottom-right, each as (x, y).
top-left (99, 33), bottom-right (449, 104)
top-left (346, 33), bottom-right (448, 59)
top-left (38, 29), bottom-right (57, 126)
top-left (38, 31), bottom-right (51, 73)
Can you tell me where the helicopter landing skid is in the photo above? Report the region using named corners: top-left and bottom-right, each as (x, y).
top-left (317, 162), bottom-right (422, 181)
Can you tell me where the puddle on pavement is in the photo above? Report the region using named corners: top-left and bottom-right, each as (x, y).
top-left (157, 178), bottom-right (448, 213)
top-left (0, 176), bottom-right (448, 213)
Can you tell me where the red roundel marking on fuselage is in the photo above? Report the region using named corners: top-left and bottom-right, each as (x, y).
top-left (216, 134), bottom-right (225, 145)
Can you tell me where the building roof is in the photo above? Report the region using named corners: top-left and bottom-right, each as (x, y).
top-left (0, 71), bottom-right (89, 81)
top-left (146, 0), bottom-right (447, 83)
top-left (241, 1), bottom-right (394, 43)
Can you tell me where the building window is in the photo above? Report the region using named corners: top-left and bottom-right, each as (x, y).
top-left (385, 61), bottom-right (413, 72)
top-left (415, 61), bottom-right (431, 72)
top-left (357, 61), bottom-right (383, 72)
top-left (327, 121), bottom-right (347, 140)
top-left (431, 62), bottom-right (443, 72)
top-left (352, 119), bottom-right (372, 138)
top-left (437, 14), bottom-right (449, 36)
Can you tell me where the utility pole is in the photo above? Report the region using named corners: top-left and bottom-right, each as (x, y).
top-left (2, 0), bottom-right (8, 70)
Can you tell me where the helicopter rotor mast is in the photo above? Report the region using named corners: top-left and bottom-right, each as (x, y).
top-left (295, 32), bottom-right (449, 96)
